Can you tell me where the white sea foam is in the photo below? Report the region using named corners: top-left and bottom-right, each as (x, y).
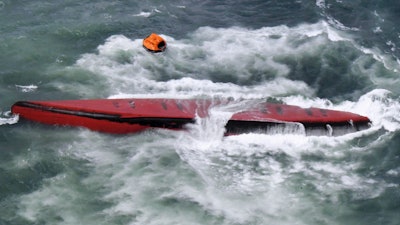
top-left (15, 84), bottom-right (38, 93)
top-left (16, 103), bottom-right (396, 225)
top-left (133, 11), bottom-right (151, 17)
top-left (316, 0), bottom-right (326, 9)
top-left (75, 23), bottom-right (347, 98)
top-left (316, 0), bottom-right (359, 32)
top-left (0, 111), bottom-right (18, 125)
top-left (74, 21), bottom-right (400, 101)
top-left (172, 127), bottom-right (388, 223)
top-left (71, 22), bottom-right (400, 146)
top-left (315, 0), bottom-right (400, 73)
top-left (16, 22), bottom-right (400, 225)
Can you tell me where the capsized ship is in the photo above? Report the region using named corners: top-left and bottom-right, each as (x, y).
top-left (11, 98), bottom-right (371, 136)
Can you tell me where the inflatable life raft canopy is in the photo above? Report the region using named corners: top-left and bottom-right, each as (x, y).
top-left (143, 33), bottom-right (166, 52)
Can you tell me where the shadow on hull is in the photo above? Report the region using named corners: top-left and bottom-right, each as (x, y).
top-left (225, 120), bottom-right (371, 136)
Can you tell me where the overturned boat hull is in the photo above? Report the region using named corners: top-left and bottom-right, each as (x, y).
top-left (11, 98), bottom-right (371, 136)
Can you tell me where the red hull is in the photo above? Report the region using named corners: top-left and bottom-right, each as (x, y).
top-left (11, 98), bottom-right (371, 135)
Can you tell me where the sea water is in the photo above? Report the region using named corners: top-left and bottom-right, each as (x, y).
top-left (1, 1), bottom-right (400, 224)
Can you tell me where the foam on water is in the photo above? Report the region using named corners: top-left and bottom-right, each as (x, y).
top-left (10, 22), bottom-right (400, 225)
top-left (15, 123), bottom-right (395, 224)
top-left (67, 21), bottom-right (400, 101)
top-left (74, 22), bottom-right (345, 98)
top-left (316, 0), bottom-right (359, 32)
top-left (169, 126), bottom-right (392, 224)
top-left (316, 0), bottom-right (400, 75)
top-left (15, 84), bottom-right (38, 93)
top-left (133, 11), bottom-right (152, 18)
top-left (13, 102), bottom-right (399, 225)
top-left (0, 111), bottom-right (18, 125)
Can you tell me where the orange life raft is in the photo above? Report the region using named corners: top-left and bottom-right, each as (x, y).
top-left (143, 33), bottom-right (166, 52)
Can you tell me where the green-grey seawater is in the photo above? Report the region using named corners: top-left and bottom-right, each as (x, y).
top-left (1, 1), bottom-right (400, 224)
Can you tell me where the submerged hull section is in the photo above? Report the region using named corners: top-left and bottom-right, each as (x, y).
top-left (11, 98), bottom-right (371, 136)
